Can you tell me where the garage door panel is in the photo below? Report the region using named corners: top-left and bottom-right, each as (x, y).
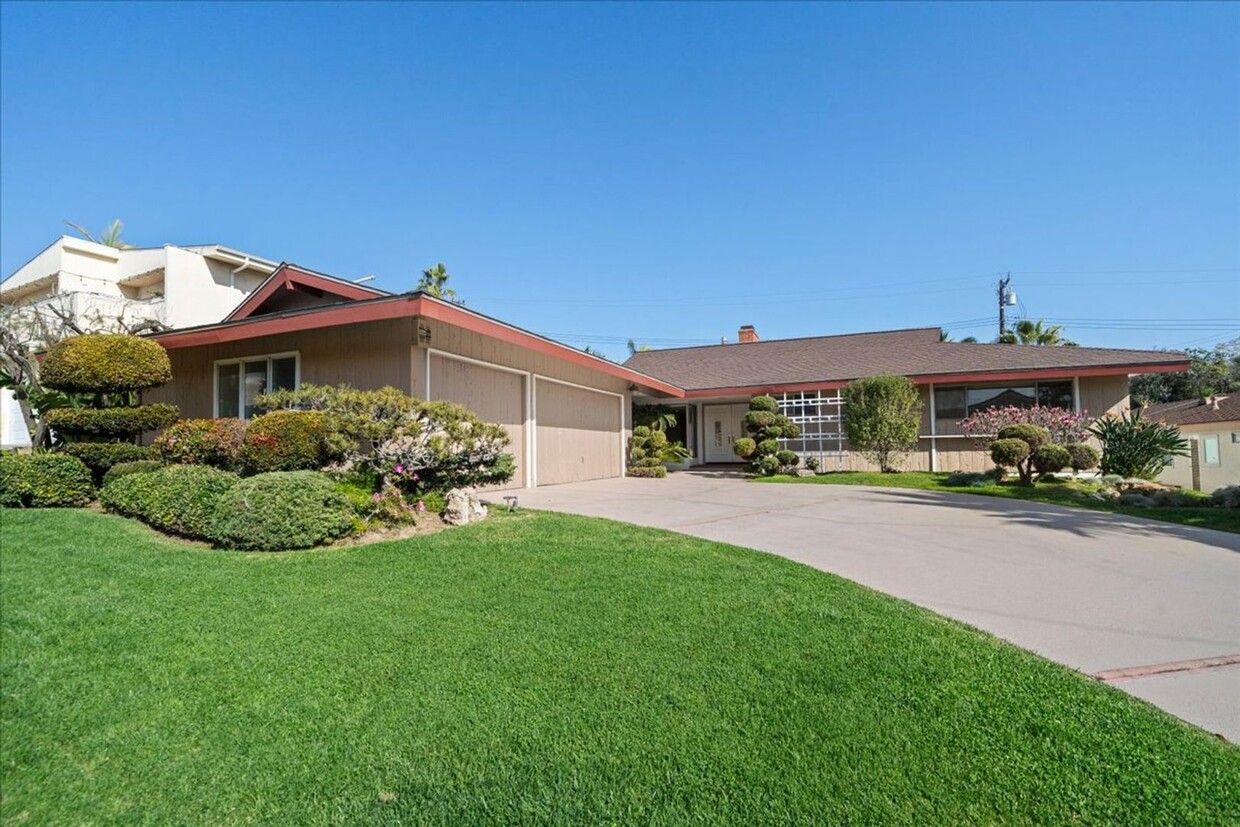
top-left (429, 354), bottom-right (524, 485)
top-left (535, 379), bottom-right (621, 485)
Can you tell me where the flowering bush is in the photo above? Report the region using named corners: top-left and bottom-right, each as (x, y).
top-left (960, 405), bottom-right (1090, 450)
top-left (239, 411), bottom-right (337, 475)
top-left (155, 418), bottom-right (246, 469)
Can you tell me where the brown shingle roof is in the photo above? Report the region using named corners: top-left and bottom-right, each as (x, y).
top-left (623, 327), bottom-right (1188, 392)
top-left (1143, 395), bottom-right (1240, 426)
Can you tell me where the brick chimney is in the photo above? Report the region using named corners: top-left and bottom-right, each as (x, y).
top-left (738, 325), bottom-right (759, 343)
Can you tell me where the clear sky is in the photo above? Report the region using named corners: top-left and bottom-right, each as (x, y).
top-left (2, 2), bottom-right (1237, 360)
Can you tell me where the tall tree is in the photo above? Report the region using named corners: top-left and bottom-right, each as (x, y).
top-left (940, 331), bottom-right (979, 343)
top-left (63, 219), bottom-right (133, 249)
top-left (1129, 338), bottom-right (1240, 404)
top-left (626, 339), bottom-right (651, 357)
top-left (416, 263), bottom-right (459, 303)
top-left (998, 319), bottom-right (1077, 347)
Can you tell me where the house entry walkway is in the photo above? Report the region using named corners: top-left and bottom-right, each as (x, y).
top-left (514, 473), bottom-right (1240, 741)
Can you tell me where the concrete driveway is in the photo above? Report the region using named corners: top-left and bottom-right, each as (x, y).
top-left (515, 471), bottom-right (1240, 741)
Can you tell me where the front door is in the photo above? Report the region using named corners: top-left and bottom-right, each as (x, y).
top-left (703, 403), bottom-right (749, 463)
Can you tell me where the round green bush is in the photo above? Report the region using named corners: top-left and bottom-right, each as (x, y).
top-left (155, 418), bottom-right (246, 469)
top-left (749, 396), bottom-right (779, 413)
top-left (44, 404), bottom-right (179, 438)
top-left (100, 464), bottom-right (239, 538)
top-left (757, 439), bottom-right (780, 456)
top-left (59, 442), bottom-right (154, 484)
top-left (1031, 444), bottom-right (1072, 475)
top-left (0, 453), bottom-right (94, 508)
top-left (744, 410), bottom-right (777, 430)
top-left (101, 460), bottom-right (165, 487)
top-left (1212, 485), bottom-right (1240, 509)
top-left (755, 454), bottom-right (780, 475)
top-left (240, 411), bottom-right (333, 474)
top-left (631, 425), bottom-right (652, 439)
top-left (646, 430), bottom-right (669, 450)
top-left (208, 471), bottom-right (354, 551)
top-left (991, 438), bottom-right (1031, 468)
top-left (775, 449), bottom-right (799, 468)
top-left (782, 422), bottom-right (801, 440)
top-left (1064, 443), bottom-right (1100, 472)
top-left (628, 465), bottom-right (667, 478)
top-left (41, 333), bottom-right (172, 393)
top-left (996, 424), bottom-right (1051, 450)
top-left (732, 437), bottom-right (756, 458)
top-left (635, 457), bottom-right (664, 469)
top-left (628, 445), bottom-right (648, 461)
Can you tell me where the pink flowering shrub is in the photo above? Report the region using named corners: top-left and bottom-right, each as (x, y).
top-left (960, 405), bottom-right (1091, 451)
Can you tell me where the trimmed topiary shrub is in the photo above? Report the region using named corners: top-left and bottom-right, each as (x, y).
top-left (1064, 443), bottom-right (1100, 473)
top-left (991, 424), bottom-right (1052, 485)
top-left (1212, 485), bottom-right (1240, 509)
top-left (100, 464), bottom-right (239, 538)
top-left (40, 333), bottom-right (172, 393)
top-left (1031, 444), bottom-right (1072, 477)
top-left (239, 411), bottom-right (334, 475)
top-left (208, 471), bottom-right (354, 551)
top-left (59, 443), bottom-right (155, 485)
top-left (733, 396), bottom-right (800, 476)
top-left (43, 404), bottom-right (178, 438)
top-left (626, 423), bottom-right (689, 478)
top-left (155, 418), bottom-right (246, 469)
top-left (628, 465), bottom-right (667, 478)
top-left (101, 460), bottom-right (165, 487)
top-left (0, 453), bottom-right (94, 507)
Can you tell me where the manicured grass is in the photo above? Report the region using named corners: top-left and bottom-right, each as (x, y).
top-left (2, 509), bottom-right (1237, 825)
top-left (756, 471), bottom-right (1240, 534)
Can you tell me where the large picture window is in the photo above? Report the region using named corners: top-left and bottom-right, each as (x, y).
top-left (215, 353), bottom-right (299, 419)
top-left (934, 380), bottom-right (1074, 421)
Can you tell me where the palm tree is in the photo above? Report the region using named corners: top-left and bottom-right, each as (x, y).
top-left (416, 263), bottom-right (459, 303)
top-left (626, 339), bottom-right (651, 356)
top-left (64, 219), bottom-right (133, 249)
top-left (940, 331), bottom-right (979, 344)
top-left (999, 319), bottom-right (1077, 347)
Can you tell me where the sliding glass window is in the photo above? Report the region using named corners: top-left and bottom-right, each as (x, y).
top-left (215, 353), bottom-right (299, 419)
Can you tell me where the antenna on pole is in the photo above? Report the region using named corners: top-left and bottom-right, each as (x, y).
top-left (998, 273), bottom-right (1015, 339)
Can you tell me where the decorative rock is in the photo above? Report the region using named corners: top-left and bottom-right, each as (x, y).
top-left (442, 489), bottom-right (490, 526)
top-left (442, 489), bottom-right (472, 526)
top-left (795, 469), bottom-right (815, 477)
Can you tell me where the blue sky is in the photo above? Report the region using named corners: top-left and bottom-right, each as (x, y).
top-left (2, 2), bottom-right (1237, 359)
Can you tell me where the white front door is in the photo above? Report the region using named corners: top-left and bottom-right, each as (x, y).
top-left (703, 403), bottom-right (750, 463)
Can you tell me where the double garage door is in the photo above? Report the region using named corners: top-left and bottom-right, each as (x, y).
top-left (428, 353), bottom-right (623, 487)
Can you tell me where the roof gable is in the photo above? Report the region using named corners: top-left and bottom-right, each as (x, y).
top-left (225, 263), bottom-right (388, 321)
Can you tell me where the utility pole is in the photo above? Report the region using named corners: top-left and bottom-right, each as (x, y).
top-left (997, 273), bottom-right (1012, 339)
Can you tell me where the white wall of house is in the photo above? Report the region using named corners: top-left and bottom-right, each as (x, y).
top-left (1159, 421), bottom-right (1240, 492)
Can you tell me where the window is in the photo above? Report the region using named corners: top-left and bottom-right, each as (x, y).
top-left (935, 380), bottom-right (1076, 421)
top-left (1203, 435), bottom-right (1220, 466)
top-left (773, 390), bottom-right (847, 463)
top-left (215, 353), bottom-right (298, 419)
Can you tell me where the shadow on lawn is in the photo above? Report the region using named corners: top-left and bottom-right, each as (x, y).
top-left (868, 487), bottom-right (1240, 555)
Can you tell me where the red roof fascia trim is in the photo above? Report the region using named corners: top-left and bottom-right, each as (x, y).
top-left (680, 361), bottom-right (1190, 398)
top-left (415, 300), bottom-right (684, 396)
top-left (154, 295), bottom-right (684, 397)
top-left (224, 264), bottom-right (386, 321)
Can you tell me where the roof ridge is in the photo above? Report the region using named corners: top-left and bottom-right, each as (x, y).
top-left (625, 326), bottom-right (942, 358)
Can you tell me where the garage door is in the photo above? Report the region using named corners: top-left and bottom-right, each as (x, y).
top-left (429, 353), bottom-right (525, 486)
top-left (535, 378), bottom-right (622, 485)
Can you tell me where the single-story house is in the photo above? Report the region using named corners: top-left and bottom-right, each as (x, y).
top-left (1147, 395), bottom-right (1240, 492)
top-left (146, 263), bottom-right (1191, 487)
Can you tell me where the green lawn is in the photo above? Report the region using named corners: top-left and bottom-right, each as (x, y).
top-left (2, 509), bottom-right (1237, 825)
top-left (756, 471), bottom-right (1240, 533)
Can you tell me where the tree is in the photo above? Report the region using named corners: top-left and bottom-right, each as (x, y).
top-left (1129, 338), bottom-right (1240, 404)
top-left (731, 395), bottom-right (800, 476)
top-left (626, 339), bottom-right (651, 357)
top-left (940, 331), bottom-right (979, 343)
top-left (842, 375), bottom-right (922, 472)
top-left (998, 319), bottom-right (1077, 347)
top-left (581, 345), bottom-right (608, 359)
top-left (63, 219), bottom-right (133, 249)
top-left (416, 263), bottom-right (459, 303)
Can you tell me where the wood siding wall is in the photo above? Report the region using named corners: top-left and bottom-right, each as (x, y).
top-left (535, 379), bottom-right (623, 485)
top-left (429, 353), bottom-right (526, 485)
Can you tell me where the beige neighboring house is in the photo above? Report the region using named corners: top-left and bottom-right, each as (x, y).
top-left (1148, 395), bottom-right (1240, 492)
top-left (1, 237), bottom-right (279, 447)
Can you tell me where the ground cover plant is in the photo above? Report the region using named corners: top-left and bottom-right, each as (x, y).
top-left (1, 509), bottom-right (1237, 824)
top-left (755, 471), bottom-right (1240, 533)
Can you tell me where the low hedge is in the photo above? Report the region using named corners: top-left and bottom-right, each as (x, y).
top-left (100, 465), bottom-right (239, 538)
top-left (60, 442), bottom-right (155, 484)
top-left (101, 460), bottom-right (165, 487)
top-left (155, 418), bottom-right (246, 469)
top-left (40, 333), bottom-right (172, 393)
top-left (209, 471), bottom-right (354, 551)
top-left (0, 453), bottom-right (94, 508)
top-left (628, 466), bottom-right (667, 479)
top-left (240, 411), bottom-right (334, 474)
top-left (44, 404), bottom-right (179, 438)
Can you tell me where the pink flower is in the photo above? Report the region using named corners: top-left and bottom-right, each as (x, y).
top-left (394, 465), bottom-right (404, 474)
top-left (372, 493), bottom-right (382, 502)
top-left (416, 500), bottom-right (426, 512)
